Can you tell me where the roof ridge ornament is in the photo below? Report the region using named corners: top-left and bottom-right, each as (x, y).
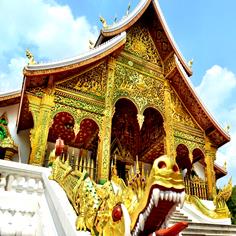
top-left (188, 59), bottom-right (193, 68)
top-left (126, 2), bottom-right (131, 16)
top-left (99, 15), bottom-right (108, 28)
top-left (26, 49), bottom-right (37, 65)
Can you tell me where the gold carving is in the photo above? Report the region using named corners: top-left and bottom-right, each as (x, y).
top-left (97, 57), bottom-right (116, 181)
top-left (171, 90), bottom-right (198, 128)
top-left (58, 62), bottom-right (107, 98)
top-left (0, 113), bottom-right (18, 160)
top-left (137, 113), bottom-right (144, 129)
top-left (174, 129), bottom-right (205, 152)
top-left (28, 93), bottom-right (55, 165)
top-left (164, 54), bottom-right (176, 76)
top-left (26, 49), bottom-right (37, 65)
top-left (125, 23), bottom-right (163, 67)
top-left (113, 63), bottom-right (164, 113)
top-left (163, 80), bottom-right (175, 158)
top-left (186, 194), bottom-right (231, 219)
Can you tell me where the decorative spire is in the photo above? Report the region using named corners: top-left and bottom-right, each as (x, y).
top-left (126, 2), bottom-right (131, 16)
top-left (26, 49), bottom-right (37, 65)
top-left (223, 161), bottom-right (227, 171)
top-left (137, 114), bottom-right (144, 129)
top-left (188, 59), bottom-right (193, 68)
top-left (136, 155), bottom-right (140, 175)
top-left (89, 40), bottom-right (94, 49)
top-left (99, 16), bottom-right (107, 28)
top-left (225, 124), bottom-right (230, 133)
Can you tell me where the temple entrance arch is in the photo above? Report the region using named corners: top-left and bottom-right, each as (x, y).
top-left (111, 98), bottom-right (139, 180)
top-left (139, 107), bottom-right (165, 163)
top-left (176, 144), bottom-right (191, 172)
top-left (192, 148), bottom-right (206, 180)
top-left (47, 113), bottom-right (99, 180)
top-left (111, 101), bottom-right (165, 181)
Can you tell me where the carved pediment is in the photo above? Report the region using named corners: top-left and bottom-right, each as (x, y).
top-left (125, 23), bottom-right (162, 67)
top-left (170, 90), bottom-right (199, 129)
top-left (57, 62), bottom-right (107, 98)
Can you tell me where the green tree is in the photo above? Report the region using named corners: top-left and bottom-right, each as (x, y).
top-left (227, 185), bottom-right (236, 224)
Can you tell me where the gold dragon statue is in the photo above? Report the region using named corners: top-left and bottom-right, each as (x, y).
top-left (49, 155), bottom-right (186, 236)
top-left (186, 177), bottom-right (232, 219)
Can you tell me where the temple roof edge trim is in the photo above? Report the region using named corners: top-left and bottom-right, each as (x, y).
top-left (99, 0), bottom-right (192, 76)
top-left (174, 56), bottom-right (230, 146)
top-left (24, 32), bottom-right (126, 72)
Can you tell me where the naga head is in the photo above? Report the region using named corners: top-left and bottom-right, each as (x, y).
top-left (129, 155), bottom-right (185, 235)
top-left (105, 155), bottom-right (185, 236)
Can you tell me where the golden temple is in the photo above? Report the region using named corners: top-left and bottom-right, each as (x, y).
top-left (0, 0), bottom-right (233, 230)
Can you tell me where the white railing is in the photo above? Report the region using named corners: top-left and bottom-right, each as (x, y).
top-left (0, 160), bottom-right (88, 236)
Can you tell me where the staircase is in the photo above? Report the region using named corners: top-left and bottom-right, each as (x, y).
top-left (168, 209), bottom-right (236, 236)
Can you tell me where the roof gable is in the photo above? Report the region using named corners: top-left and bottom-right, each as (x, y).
top-left (125, 21), bottom-right (163, 67)
top-left (97, 0), bottom-right (192, 76)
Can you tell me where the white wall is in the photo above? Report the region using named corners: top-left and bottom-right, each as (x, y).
top-left (0, 104), bottom-right (31, 163)
top-left (193, 161), bottom-right (205, 180)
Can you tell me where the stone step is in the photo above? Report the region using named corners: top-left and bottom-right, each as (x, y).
top-left (181, 222), bottom-right (236, 235)
top-left (168, 219), bottom-right (192, 224)
top-left (182, 233), bottom-right (233, 236)
top-left (171, 213), bottom-right (190, 219)
top-left (172, 213), bottom-right (187, 218)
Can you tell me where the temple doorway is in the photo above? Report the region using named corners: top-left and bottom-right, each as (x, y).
top-left (111, 99), bottom-right (165, 181)
top-left (111, 99), bottom-right (139, 180)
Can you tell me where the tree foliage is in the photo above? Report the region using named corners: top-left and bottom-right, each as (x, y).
top-left (227, 185), bottom-right (236, 224)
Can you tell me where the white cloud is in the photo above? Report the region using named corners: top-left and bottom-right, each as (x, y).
top-left (0, 57), bottom-right (27, 93)
top-left (0, 0), bottom-right (98, 94)
top-left (195, 65), bottom-right (236, 185)
top-left (196, 65), bottom-right (236, 114)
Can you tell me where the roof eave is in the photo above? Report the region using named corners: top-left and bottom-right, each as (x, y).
top-left (24, 32), bottom-right (126, 76)
top-left (152, 0), bottom-right (192, 76)
top-left (175, 57), bottom-right (230, 145)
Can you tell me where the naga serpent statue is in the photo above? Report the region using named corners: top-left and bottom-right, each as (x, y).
top-left (49, 154), bottom-right (187, 236)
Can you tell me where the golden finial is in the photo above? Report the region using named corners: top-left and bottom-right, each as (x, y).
top-left (26, 49), bottom-right (36, 65)
top-left (89, 40), bottom-right (94, 49)
top-left (99, 16), bottom-right (107, 28)
top-left (130, 166), bottom-right (134, 178)
top-left (225, 124), bottom-right (230, 133)
top-left (136, 155), bottom-right (140, 175)
top-left (188, 59), bottom-right (193, 68)
top-left (126, 2), bottom-right (131, 16)
top-left (223, 161), bottom-right (227, 171)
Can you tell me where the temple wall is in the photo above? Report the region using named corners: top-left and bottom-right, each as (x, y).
top-left (193, 161), bottom-right (206, 180)
top-left (0, 104), bottom-right (31, 163)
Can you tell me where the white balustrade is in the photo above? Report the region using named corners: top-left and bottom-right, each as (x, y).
top-left (0, 159), bottom-right (85, 236)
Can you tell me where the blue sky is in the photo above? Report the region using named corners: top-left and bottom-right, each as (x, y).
top-left (1, 0), bottom-right (236, 186)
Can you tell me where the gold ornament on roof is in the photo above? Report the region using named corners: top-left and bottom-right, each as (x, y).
top-left (99, 16), bottom-right (107, 28)
top-left (126, 2), bottom-right (131, 16)
top-left (26, 49), bottom-right (37, 65)
top-left (89, 40), bottom-right (94, 49)
top-left (223, 161), bottom-right (227, 171)
top-left (188, 59), bottom-right (193, 68)
top-left (225, 124), bottom-right (230, 133)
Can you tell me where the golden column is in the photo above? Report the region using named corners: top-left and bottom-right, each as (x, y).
top-left (205, 137), bottom-right (217, 199)
top-left (97, 57), bottom-right (116, 184)
top-left (28, 93), bottom-right (55, 166)
top-left (163, 80), bottom-right (175, 158)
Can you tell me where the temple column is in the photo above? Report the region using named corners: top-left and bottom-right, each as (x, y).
top-left (28, 93), bottom-right (55, 166)
top-left (205, 137), bottom-right (217, 199)
top-left (163, 80), bottom-right (175, 158)
top-left (97, 57), bottom-right (116, 184)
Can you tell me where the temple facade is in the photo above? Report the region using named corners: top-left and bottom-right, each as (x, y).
top-left (0, 0), bottom-right (233, 234)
